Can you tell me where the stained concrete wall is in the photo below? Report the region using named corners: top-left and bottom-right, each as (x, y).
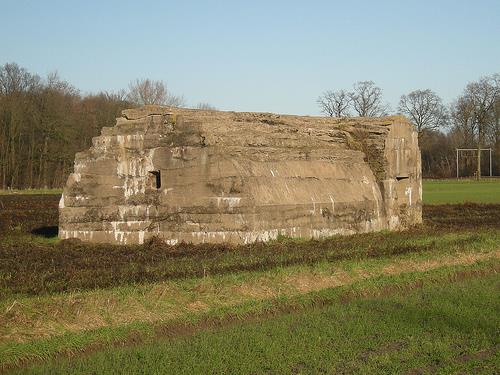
top-left (59, 106), bottom-right (422, 245)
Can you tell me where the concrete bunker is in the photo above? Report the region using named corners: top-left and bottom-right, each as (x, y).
top-left (59, 106), bottom-right (422, 245)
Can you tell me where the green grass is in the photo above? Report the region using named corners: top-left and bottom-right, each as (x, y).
top-left (1, 196), bottom-right (499, 373)
top-left (1, 229), bottom-right (498, 371)
top-left (0, 188), bottom-right (62, 195)
top-left (16, 263), bottom-right (500, 375)
top-left (423, 179), bottom-right (500, 204)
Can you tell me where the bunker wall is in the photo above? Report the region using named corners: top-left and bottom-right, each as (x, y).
top-left (59, 106), bottom-right (422, 245)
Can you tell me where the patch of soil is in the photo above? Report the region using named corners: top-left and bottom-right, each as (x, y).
top-left (423, 203), bottom-right (500, 230)
top-left (1, 196), bottom-right (499, 297)
top-left (0, 194), bottom-right (60, 234)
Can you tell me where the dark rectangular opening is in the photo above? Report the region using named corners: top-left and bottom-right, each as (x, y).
top-left (149, 170), bottom-right (161, 189)
top-left (396, 176), bottom-right (409, 181)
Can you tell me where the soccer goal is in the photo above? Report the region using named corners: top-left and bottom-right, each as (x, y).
top-left (455, 148), bottom-right (493, 178)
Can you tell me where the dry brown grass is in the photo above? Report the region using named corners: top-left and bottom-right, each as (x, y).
top-left (285, 250), bottom-right (499, 294)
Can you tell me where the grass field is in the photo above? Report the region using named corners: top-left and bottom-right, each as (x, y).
top-left (0, 189), bottom-right (62, 196)
top-left (423, 178), bottom-right (500, 204)
top-left (16, 265), bottom-right (499, 375)
top-left (0, 190), bottom-right (499, 373)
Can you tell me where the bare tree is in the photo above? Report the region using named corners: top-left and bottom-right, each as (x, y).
top-left (398, 89), bottom-right (448, 138)
top-left (0, 62), bottom-right (41, 95)
top-left (127, 78), bottom-right (185, 107)
top-left (450, 96), bottom-right (475, 146)
top-left (317, 90), bottom-right (351, 117)
top-left (492, 83), bottom-right (500, 169)
top-left (0, 63), bottom-right (42, 188)
top-left (461, 74), bottom-right (500, 179)
top-left (46, 71), bottom-right (78, 96)
top-left (196, 102), bottom-right (217, 110)
top-left (103, 89), bottom-right (128, 103)
top-left (349, 81), bottom-right (390, 117)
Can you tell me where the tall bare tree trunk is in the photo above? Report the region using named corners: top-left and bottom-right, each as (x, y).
top-left (42, 136), bottom-right (49, 188)
top-left (1, 164), bottom-right (5, 190)
top-left (476, 127), bottom-right (481, 180)
top-left (29, 127), bottom-right (34, 188)
top-left (37, 147), bottom-right (43, 188)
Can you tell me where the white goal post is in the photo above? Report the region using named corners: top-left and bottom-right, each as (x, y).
top-left (456, 148), bottom-right (493, 178)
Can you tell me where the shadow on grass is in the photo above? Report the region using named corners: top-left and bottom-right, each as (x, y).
top-left (31, 226), bottom-right (59, 238)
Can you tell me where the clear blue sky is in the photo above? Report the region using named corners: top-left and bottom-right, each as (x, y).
top-left (1, 0), bottom-right (499, 115)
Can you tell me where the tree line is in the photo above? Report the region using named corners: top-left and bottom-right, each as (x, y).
top-left (318, 76), bottom-right (499, 178)
top-left (0, 62), bottom-right (498, 189)
top-left (0, 63), bottom-right (216, 190)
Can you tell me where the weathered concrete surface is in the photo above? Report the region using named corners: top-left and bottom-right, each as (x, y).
top-left (59, 106), bottom-right (422, 245)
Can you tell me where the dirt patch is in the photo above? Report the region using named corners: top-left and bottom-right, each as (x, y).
top-left (1, 222), bottom-right (482, 297)
top-left (1, 196), bottom-right (499, 297)
top-left (0, 194), bottom-right (60, 233)
top-left (423, 203), bottom-right (500, 230)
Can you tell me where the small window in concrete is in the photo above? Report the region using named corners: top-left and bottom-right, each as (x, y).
top-left (149, 170), bottom-right (161, 189)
